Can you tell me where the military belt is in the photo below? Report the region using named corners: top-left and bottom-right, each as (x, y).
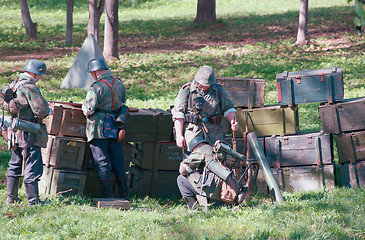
top-left (185, 113), bottom-right (222, 125)
top-left (96, 109), bottom-right (118, 115)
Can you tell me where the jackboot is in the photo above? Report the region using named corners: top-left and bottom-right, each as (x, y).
top-left (99, 177), bottom-right (114, 198)
top-left (116, 177), bottom-right (129, 200)
top-left (356, 26), bottom-right (362, 35)
top-left (6, 176), bottom-right (21, 204)
top-left (24, 182), bottom-right (40, 206)
top-left (184, 196), bottom-right (199, 210)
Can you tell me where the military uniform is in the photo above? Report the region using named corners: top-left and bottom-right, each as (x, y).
top-left (82, 71), bottom-right (128, 198)
top-left (171, 81), bottom-right (236, 152)
top-left (2, 72), bottom-right (50, 205)
top-left (177, 140), bottom-right (243, 209)
top-left (354, 0), bottom-right (365, 32)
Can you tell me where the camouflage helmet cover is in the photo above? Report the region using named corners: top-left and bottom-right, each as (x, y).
top-left (189, 137), bottom-right (208, 151)
top-left (23, 59), bottom-right (47, 76)
top-left (194, 66), bottom-right (216, 86)
top-left (87, 58), bottom-right (108, 73)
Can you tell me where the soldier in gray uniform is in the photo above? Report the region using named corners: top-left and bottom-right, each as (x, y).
top-left (0, 59), bottom-right (50, 206)
top-left (171, 66), bottom-right (238, 154)
top-left (177, 137), bottom-right (244, 210)
top-left (82, 58), bottom-right (128, 199)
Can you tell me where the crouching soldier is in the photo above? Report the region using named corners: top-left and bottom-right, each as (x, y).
top-left (177, 137), bottom-right (245, 210)
top-left (0, 59), bottom-right (50, 206)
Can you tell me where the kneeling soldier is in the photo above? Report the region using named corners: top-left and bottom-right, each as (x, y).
top-left (177, 137), bottom-right (245, 210)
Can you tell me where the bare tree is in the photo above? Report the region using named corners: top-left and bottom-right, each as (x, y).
top-left (66, 0), bottom-right (74, 46)
top-left (194, 0), bottom-right (217, 26)
top-left (88, 0), bottom-right (105, 43)
top-left (296, 0), bottom-right (310, 45)
top-left (103, 0), bottom-right (119, 60)
top-left (19, 0), bottom-right (37, 40)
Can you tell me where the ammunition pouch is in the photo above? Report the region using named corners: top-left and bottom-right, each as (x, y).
top-left (185, 113), bottom-right (198, 124)
top-left (115, 105), bottom-right (129, 128)
top-left (102, 113), bottom-right (118, 139)
top-left (205, 159), bottom-right (231, 181)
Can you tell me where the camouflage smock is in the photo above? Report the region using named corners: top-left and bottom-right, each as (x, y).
top-left (171, 81), bottom-right (235, 151)
top-left (182, 144), bottom-right (223, 200)
top-left (3, 73), bottom-right (49, 148)
top-left (82, 72), bottom-right (126, 142)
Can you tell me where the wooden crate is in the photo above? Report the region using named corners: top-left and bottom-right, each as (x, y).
top-left (216, 77), bottom-right (265, 108)
top-left (233, 105), bottom-right (299, 137)
top-left (39, 167), bottom-right (86, 196)
top-left (265, 132), bottom-right (333, 168)
top-left (43, 101), bottom-right (86, 138)
top-left (339, 161), bottom-right (365, 189)
top-left (271, 164), bottom-right (336, 192)
top-left (132, 142), bottom-right (182, 171)
top-left (276, 67), bottom-right (344, 106)
top-left (124, 109), bottom-right (173, 142)
top-left (41, 135), bottom-right (86, 170)
top-left (128, 166), bottom-right (181, 199)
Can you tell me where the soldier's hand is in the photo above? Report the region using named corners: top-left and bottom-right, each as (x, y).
top-left (231, 120), bottom-right (239, 132)
top-left (176, 135), bottom-right (186, 149)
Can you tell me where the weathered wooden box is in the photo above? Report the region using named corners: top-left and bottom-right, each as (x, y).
top-left (335, 130), bottom-right (365, 164)
top-left (233, 105), bottom-right (299, 137)
top-left (265, 132), bottom-right (333, 168)
top-left (319, 97), bottom-right (365, 134)
top-left (41, 135), bottom-right (86, 170)
top-left (39, 167), bottom-right (86, 196)
top-left (125, 109), bottom-right (173, 142)
top-left (216, 77), bottom-right (266, 108)
top-left (272, 164), bottom-right (336, 192)
top-left (339, 161), bottom-right (365, 189)
top-left (43, 101), bottom-right (86, 138)
top-left (132, 142), bottom-right (182, 171)
top-left (276, 67), bottom-right (344, 106)
top-left (128, 166), bottom-right (181, 198)
top-left (92, 198), bottom-right (130, 209)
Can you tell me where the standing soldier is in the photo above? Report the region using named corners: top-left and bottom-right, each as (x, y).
top-left (1, 59), bottom-right (50, 206)
top-left (82, 58), bottom-right (129, 199)
top-left (171, 66), bottom-right (239, 155)
top-left (354, 0), bottom-right (365, 35)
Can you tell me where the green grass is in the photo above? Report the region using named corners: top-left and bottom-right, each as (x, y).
top-left (0, 0), bottom-right (364, 239)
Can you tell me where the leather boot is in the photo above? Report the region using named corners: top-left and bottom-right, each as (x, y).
top-left (116, 177), bottom-right (129, 200)
top-left (99, 177), bottom-right (114, 198)
top-left (6, 176), bottom-right (21, 204)
top-left (184, 196), bottom-right (199, 210)
top-left (24, 182), bottom-right (40, 206)
top-left (356, 26), bottom-right (362, 35)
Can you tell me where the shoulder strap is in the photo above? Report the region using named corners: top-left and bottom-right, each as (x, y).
top-left (99, 79), bottom-right (123, 110)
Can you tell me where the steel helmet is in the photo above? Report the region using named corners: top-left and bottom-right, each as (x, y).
top-left (189, 137), bottom-right (208, 151)
top-left (23, 59), bottom-right (46, 76)
top-left (87, 58), bottom-right (108, 73)
top-left (194, 66), bottom-right (216, 87)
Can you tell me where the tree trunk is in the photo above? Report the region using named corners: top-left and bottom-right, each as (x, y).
top-left (296, 0), bottom-right (309, 46)
top-left (194, 0), bottom-right (217, 26)
top-left (19, 0), bottom-right (37, 40)
top-left (87, 0), bottom-right (105, 43)
top-left (65, 0), bottom-right (74, 46)
top-left (104, 0), bottom-right (119, 61)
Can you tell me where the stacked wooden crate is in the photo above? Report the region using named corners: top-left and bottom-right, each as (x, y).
top-left (319, 97), bottom-right (365, 188)
top-left (39, 101), bottom-right (87, 196)
top-left (125, 109), bottom-right (182, 198)
top-left (221, 68), bottom-right (346, 194)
